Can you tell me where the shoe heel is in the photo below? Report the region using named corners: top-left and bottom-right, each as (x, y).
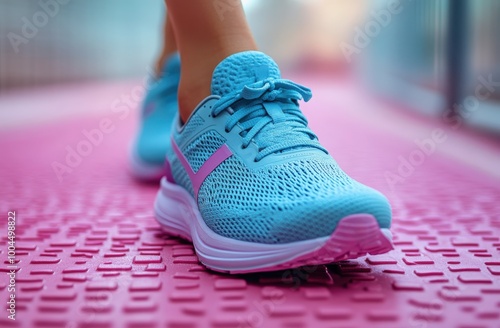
top-left (154, 177), bottom-right (193, 242)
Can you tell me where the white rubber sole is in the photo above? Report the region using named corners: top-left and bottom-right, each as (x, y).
top-left (154, 177), bottom-right (393, 274)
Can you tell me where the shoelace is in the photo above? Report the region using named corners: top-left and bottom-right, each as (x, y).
top-left (212, 78), bottom-right (327, 162)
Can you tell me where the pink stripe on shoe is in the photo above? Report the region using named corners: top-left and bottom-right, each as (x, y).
top-left (171, 137), bottom-right (232, 199)
top-left (164, 158), bottom-right (175, 183)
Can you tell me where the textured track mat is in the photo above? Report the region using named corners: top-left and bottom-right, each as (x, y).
top-left (1, 78), bottom-right (500, 328)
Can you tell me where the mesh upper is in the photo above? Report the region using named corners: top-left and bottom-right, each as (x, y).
top-left (168, 51), bottom-right (391, 244)
top-left (184, 131), bottom-right (226, 173)
top-left (174, 115), bottom-right (204, 144)
top-left (169, 115), bottom-right (207, 187)
top-left (169, 132), bottom-right (392, 244)
top-left (169, 129), bottom-right (226, 197)
top-left (194, 155), bottom-right (391, 244)
top-left (169, 151), bottom-right (194, 196)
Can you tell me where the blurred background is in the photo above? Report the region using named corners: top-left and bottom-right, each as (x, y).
top-left (0, 0), bottom-right (499, 133)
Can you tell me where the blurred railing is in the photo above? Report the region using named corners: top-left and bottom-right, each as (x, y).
top-left (362, 0), bottom-right (500, 133)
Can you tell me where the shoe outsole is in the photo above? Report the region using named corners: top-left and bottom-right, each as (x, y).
top-left (154, 177), bottom-right (393, 274)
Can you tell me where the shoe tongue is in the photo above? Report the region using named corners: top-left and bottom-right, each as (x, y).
top-left (211, 51), bottom-right (281, 97)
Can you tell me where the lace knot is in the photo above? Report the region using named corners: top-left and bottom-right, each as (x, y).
top-left (210, 78), bottom-right (326, 161)
top-left (262, 90), bottom-right (279, 101)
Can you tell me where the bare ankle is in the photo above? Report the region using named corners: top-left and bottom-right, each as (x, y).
top-left (178, 77), bottom-right (211, 123)
top-left (177, 46), bottom-right (257, 123)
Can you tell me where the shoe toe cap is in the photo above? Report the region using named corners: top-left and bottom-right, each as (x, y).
top-left (270, 183), bottom-right (392, 243)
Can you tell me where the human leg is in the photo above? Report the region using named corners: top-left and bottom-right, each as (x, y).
top-left (165, 0), bottom-right (257, 122)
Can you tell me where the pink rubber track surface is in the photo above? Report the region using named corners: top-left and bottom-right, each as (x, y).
top-left (1, 77), bottom-right (500, 328)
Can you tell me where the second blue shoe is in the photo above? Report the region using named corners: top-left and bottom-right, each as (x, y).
top-left (130, 53), bottom-right (180, 181)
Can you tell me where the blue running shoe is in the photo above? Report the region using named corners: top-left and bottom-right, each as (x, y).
top-left (154, 51), bottom-right (392, 273)
top-left (130, 53), bottom-right (180, 181)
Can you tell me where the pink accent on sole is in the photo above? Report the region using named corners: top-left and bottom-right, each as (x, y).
top-left (263, 214), bottom-right (394, 273)
top-left (154, 177), bottom-right (393, 274)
